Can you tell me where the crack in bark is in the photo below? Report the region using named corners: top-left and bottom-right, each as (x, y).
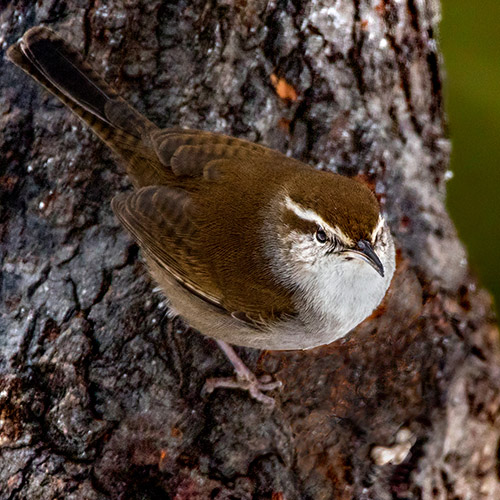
top-left (67, 276), bottom-right (81, 313)
top-left (348, 0), bottom-right (367, 97)
top-left (383, 0), bottom-right (422, 135)
top-left (11, 310), bottom-right (38, 369)
top-left (406, 0), bottom-right (444, 126)
top-left (287, 4), bottom-right (317, 160)
top-left (406, 0), bottom-right (421, 34)
top-left (83, 0), bottom-right (96, 57)
top-left (425, 26), bottom-right (443, 123)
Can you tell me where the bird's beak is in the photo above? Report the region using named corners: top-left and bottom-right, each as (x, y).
top-left (343, 239), bottom-right (385, 277)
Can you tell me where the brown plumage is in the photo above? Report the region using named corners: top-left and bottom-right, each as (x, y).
top-left (8, 27), bottom-right (390, 351)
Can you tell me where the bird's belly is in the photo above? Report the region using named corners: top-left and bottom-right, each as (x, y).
top-left (146, 258), bottom-right (341, 350)
top-left (147, 256), bottom-right (391, 351)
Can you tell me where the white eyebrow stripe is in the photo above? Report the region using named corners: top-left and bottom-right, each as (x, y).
top-left (284, 195), bottom-right (354, 246)
top-left (371, 215), bottom-right (385, 241)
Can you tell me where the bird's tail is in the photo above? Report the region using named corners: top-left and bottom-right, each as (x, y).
top-left (7, 26), bottom-right (164, 187)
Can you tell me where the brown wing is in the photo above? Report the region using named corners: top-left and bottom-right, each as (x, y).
top-left (148, 128), bottom-right (303, 177)
top-left (112, 186), bottom-right (223, 307)
top-left (112, 183), bottom-right (297, 327)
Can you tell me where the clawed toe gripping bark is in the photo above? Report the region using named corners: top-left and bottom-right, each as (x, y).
top-left (203, 339), bottom-right (282, 406)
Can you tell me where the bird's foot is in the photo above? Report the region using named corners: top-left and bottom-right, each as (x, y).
top-left (204, 373), bottom-right (282, 406)
top-left (203, 340), bottom-right (282, 406)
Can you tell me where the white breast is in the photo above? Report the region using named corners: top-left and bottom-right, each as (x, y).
top-left (304, 254), bottom-right (395, 339)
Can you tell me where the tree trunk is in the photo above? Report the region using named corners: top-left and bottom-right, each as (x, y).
top-left (1, 1), bottom-right (498, 498)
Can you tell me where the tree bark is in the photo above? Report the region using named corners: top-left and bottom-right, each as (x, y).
top-left (1, 1), bottom-right (499, 499)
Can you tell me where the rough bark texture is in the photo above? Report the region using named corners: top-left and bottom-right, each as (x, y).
top-left (1, 1), bottom-right (499, 499)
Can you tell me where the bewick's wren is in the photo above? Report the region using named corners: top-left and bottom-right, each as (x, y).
top-left (8, 27), bottom-right (395, 405)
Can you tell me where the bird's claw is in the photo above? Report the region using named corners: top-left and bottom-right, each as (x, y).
top-left (203, 374), bottom-right (282, 406)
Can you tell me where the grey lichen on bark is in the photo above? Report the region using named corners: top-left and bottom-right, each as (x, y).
top-left (1, 1), bottom-right (499, 499)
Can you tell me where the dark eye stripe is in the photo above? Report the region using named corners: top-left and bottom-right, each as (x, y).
top-left (324, 234), bottom-right (345, 254)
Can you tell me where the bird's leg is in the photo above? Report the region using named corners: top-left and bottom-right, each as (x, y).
top-left (204, 339), bottom-right (282, 406)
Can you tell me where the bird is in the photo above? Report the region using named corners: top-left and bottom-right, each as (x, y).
top-left (8, 26), bottom-right (396, 405)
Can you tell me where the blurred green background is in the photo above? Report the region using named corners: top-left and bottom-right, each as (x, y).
top-left (440, 0), bottom-right (500, 311)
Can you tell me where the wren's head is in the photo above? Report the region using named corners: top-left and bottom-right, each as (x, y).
top-left (266, 170), bottom-right (396, 339)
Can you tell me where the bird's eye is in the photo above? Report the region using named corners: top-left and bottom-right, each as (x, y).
top-left (316, 228), bottom-right (327, 243)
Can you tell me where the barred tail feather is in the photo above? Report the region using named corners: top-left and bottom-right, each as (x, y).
top-left (7, 26), bottom-right (165, 187)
